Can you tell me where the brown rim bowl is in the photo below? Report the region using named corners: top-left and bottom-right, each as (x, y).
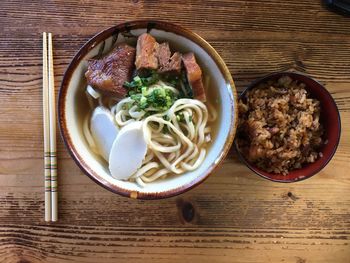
top-left (234, 71), bottom-right (341, 183)
top-left (58, 20), bottom-right (238, 199)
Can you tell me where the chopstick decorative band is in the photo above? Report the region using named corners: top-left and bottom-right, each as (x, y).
top-left (42, 32), bottom-right (58, 222)
top-left (44, 152), bottom-right (57, 157)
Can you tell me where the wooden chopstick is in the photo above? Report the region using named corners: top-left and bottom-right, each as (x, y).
top-left (42, 32), bottom-right (58, 222)
top-left (42, 32), bottom-right (51, 222)
top-left (47, 33), bottom-right (58, 222)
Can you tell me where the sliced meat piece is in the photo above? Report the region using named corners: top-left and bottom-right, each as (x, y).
top-left (157, 42), bottom-right (171, 69)
top-left (171, 52), bottom-right (182, 70)
top-left (85, 44), bottom-right (135, 98)
top-left (182, 52), bottom-right (206, 102)
top-left (191, 78), bottom-right (206, 102)
top-left (182, 52), bottom-right (202, 82)
top-left (166, 52), bottom-right (182, 74)
top-left (135, 33), bottom-right (158, 71)
top-left (157, 42), bottom-right (182, 74)
top-left (159, 53), bottom-right (182, 74)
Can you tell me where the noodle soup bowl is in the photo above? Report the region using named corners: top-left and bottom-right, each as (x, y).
top-left (59, 20), bottom-right (238, 199)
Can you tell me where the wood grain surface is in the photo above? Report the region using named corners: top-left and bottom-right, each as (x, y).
top-left (0, 0), bottom-right (349, 262)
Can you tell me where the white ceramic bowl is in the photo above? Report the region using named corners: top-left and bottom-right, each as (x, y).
top-left (59, 20), bottom-right (238, 199)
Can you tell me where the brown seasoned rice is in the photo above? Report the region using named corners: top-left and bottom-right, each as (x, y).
top-left (237, 75), bottom-right (324, 174)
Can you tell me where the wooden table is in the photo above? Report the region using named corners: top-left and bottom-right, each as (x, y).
top-left (1, 1), bottom-right (349, 262)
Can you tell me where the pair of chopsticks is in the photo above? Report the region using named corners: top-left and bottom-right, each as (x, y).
top-left (42, 32), bottom-right (58, 222)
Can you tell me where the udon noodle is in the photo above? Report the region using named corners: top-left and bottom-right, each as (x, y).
top-left (116, 97), bottom-right (209, 186)
top-left (83, 80), bottom-right (217, 187)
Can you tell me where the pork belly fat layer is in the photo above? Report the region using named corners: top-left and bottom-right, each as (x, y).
top-left (182, 52), bottom-right (202, 82)
top-left (182, 52), bottom-right (206, 102)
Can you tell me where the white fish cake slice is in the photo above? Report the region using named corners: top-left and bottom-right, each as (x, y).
top-left (90, 106), bottom-right (119, 161)
top-left (109, 121), bottom-right (148, 180)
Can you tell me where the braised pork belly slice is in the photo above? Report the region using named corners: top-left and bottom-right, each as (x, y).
top-left (85, 44), bottom-right (136, 98)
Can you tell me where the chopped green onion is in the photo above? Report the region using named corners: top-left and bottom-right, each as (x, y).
top-left (123, 72), bottom-right (188, 112)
